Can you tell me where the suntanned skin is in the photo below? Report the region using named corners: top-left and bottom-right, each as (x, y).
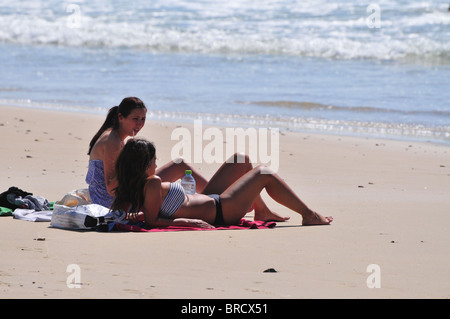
top-left (89, 108), bottom-right (147, 195)
top-left (156, 153), bottom-right (290, 222)
top-left (141, 153), bottom-right (333, 229)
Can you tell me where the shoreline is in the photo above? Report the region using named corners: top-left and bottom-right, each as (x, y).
top-left (1, 104), bottom-right (449, 298)
top-left (2, 102), bottom-right (450, 147)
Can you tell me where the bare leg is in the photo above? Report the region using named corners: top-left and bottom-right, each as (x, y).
top-left (202, 153), bottom-right (289, 222)
top-left (156, 158), bottom-right (208, 192)
top-left (220, 165), bottom-right (333, 226)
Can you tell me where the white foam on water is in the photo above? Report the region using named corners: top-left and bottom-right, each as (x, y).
top-left (0, 0), bottom-right (448, 63)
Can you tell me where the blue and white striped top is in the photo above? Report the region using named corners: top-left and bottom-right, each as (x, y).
top-left (158, 183), bottom-right (186, 218)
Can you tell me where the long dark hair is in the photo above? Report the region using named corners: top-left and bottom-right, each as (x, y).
top-left (88, 97), bottom-right (147, 155)
top-left (110, 138), bottom-right (156, 213)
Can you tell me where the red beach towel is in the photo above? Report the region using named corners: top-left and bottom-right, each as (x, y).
top-left (113, 218), bottom-right (276, 232)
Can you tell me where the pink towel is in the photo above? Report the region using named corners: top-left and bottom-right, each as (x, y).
top-left (113, 218), bottom-right (276, 232)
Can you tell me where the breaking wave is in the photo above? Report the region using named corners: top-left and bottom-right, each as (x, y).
top-left (0, 0), bottom-right (449, 63)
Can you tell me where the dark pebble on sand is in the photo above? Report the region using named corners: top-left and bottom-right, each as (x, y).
top-left (263, 268), bottom-right (277, 273)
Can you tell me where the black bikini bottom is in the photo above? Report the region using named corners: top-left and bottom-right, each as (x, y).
top-left (207, 194), bottom-right (224, 225)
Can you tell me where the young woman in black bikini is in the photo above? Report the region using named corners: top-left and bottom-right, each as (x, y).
top-left (111, 138), bottom-right (332, 228)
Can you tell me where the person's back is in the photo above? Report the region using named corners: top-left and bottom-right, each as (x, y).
top-left (86, 97), bottom-right (147, 207)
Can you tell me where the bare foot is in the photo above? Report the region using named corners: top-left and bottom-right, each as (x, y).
top-left (254, 208), bottom-right (291, 222)
top-left (302, 211), bottom-right (333, 226)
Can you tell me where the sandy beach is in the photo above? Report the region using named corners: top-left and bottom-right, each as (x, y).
top-left (1, 105), bottom-right (449, 299)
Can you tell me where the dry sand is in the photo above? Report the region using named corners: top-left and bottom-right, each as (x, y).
top-left (1, 105), bottom-right (449, 299)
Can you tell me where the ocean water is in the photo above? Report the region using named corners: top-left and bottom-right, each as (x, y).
top-left (0, 0), bottom-right (449, 144)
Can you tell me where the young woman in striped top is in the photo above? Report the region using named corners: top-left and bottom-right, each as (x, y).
top-left (111, 138), bottom-right (332, 229)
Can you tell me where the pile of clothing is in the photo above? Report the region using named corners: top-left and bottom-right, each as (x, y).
top-left (0, 186), bottom-right (125, 230)
top-left (0, 186), bottom-right (53, 221)
top-left (0, 186), bottom-right (51, 211)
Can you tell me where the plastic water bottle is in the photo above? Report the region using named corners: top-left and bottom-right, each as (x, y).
top-left (181, 170), bottom-right (196, 195)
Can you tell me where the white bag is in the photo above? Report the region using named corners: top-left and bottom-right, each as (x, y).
top-left (50, 204), bottom-right (126, 231)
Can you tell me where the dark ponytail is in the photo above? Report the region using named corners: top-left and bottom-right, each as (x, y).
top-left (88, 106), bottom-right (119, 155)
top-left (87, 97), bottom-right (147, 155)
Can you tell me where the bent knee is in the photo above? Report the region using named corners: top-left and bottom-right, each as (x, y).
top-left (227, 152), bottom-right (251, 164)
top-left (255, 164), bottom-right (274, 175)
top-left (172, 157), bottom-right (185, 165)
